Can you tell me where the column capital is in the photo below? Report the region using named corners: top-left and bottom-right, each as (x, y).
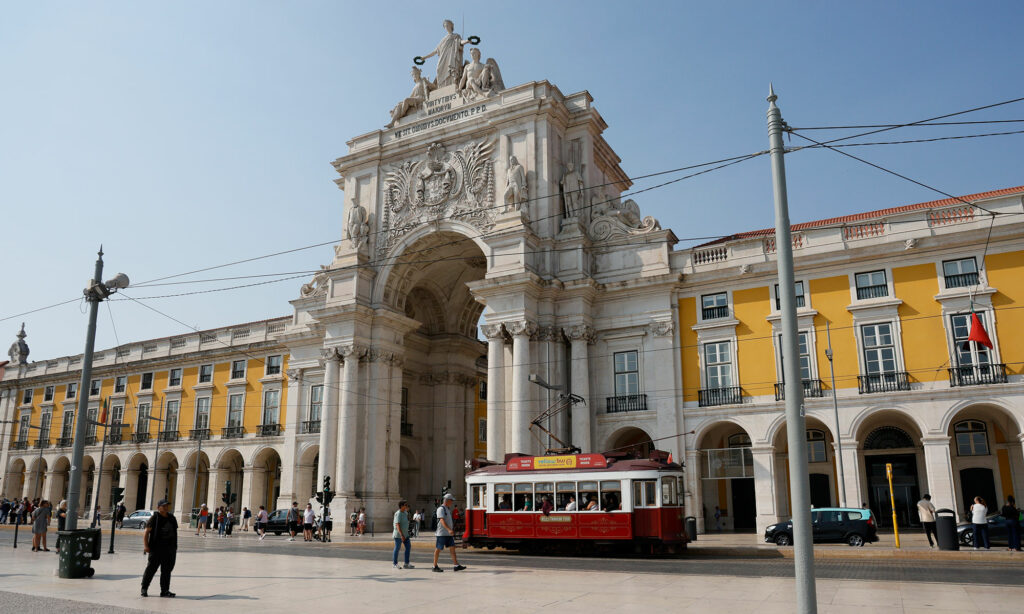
top-left (319, 347), bottom-right (341, 364)
top-left (506, 320), bottom-right (538, 339)
top-left (285, 367), bottom-right (304, 380)
top-left (480, 323), bottom-right (506, 341)
top-left (565, 324), bottom-right (596, 344)
top-left (338, 344), bottom-right (369, 362)
top-left (535, 325), bottom-right (563, 342)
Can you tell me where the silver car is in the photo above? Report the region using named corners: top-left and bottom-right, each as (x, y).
top-left (121, 509), bottom-right (156, 529)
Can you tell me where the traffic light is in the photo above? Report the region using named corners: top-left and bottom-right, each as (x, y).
top-left (315, 491), bottom-right (324, 505)
top-left (111, 487), bottom-right (125, 504)
top-left (222, 480), bottom-right (234, 506)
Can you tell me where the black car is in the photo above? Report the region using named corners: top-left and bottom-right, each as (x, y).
top-left (957, 513), bottom-right (1024, 547)
top-left (263, 508), bottom-right (291, 535)
top-left (765, 507), bottom-right (879, 547)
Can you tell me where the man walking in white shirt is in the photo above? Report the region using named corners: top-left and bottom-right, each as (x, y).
top-left (917, 494), bottom-right (938, 547)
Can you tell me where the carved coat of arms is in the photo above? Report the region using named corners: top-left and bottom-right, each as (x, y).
top-left (378, 138), bottom-right (495, 257)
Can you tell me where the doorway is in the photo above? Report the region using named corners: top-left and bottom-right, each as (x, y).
top-left (959, 467), bottom-right (997, 517)
top-left (866, 454), bottom-right (920, 528)
top-left (809, 473), bottom-right (832, 509)
top-left (730, 479), bottom-right (756, 530)
top-left (136, 464), bottom-right (148, 511)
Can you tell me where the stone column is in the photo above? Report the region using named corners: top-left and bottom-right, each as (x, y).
top-left (751, 445), bottom-right (778, 537)
top-left (507, 320), bottom-right (537, 455)
top-left (648, 320), bottom-right (681, 459)
top-left (317, 350), bottom-right (340, 490)
top-left (922, 435), bottom-right (958, 514)
top-left (836, 440), bottom-right (863, 508)
top-left (279, 368), bottom-right (304, 501)
top-left (240, 465), bottom-right (257, 511)
top-left (337, 344), bottom-right (366, 497)
top-left (173, 466), bottom-right (189, 523)
top-left (482, 324), bottom-right (506, 461)
top-left (364, 349), bottom-right (402, 510)
top-left (566, 325), bottom-right (595, 453)
top-left (685, 447), bottom-right (702, 534)
top-left (386, 353), bottom-right (405, 500)
top-left (44, 470), bottom-right (61, 503)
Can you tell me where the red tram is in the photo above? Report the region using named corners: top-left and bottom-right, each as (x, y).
top-left (462, 450), bottom-right (688, 553)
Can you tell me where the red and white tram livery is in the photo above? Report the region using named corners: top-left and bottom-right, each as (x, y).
top-left (463, 450), bottom-right (688, 553)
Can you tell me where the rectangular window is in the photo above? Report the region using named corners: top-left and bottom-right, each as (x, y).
top-left (775, 281), bottom-right (806, 310)
top-left (228, 394), bottom-right (244, 427)
top-left (66, 382), bottom-right (78, 399)
top-left (861, 323), bottom-right (897, 375)
top-left (514, 483), bottom-right (534, 512)
top-left (704, 341), bottom-right (733, 388)
top-left (198, 364), bottom-right (214, 384)
top-left (471, 485), bottom-right (487, 509)
top-left (613, 351), bottom-right (639, 396)
top-left (262, 389), bottom-right (280, 425)
top-left (479, 380), bottom-right (487, 400)
top-left (90, 379), bottom-right (101, 396)
top-left (478, 418), bottom-right (487, 443)
top-left (943, 257), bottom-right (978, 289)
top-left (168, 368), bottom-right (182, 387)
top-left (555, 482), bottom-right (576, 511)
top-left (195, 397), bottom-right (211, 430)
top-left (44, 386), bottom-right (54, 402)
top-left (136, 402), bottom-right (151, 433)
top-left (18, 414), bottom-right (30, 442)
top-left (855, 270), bottom-right (888, 300)
top-left (86, 407), bottom-right (98, 439)
top-left (806, 431), bottom-right (828, 463)
top-left (661, 477), bottom-right (678, 506)
top-left (633, 479), bottom-right (658, 508)
top-left (701, 292), bottom-right (729, 320)
top-left (494, 483), bottom-right (513, 511)
top-left (231, 360), bottom-right (246, 380)
top-left (308, 385), bottom-right (323, 422)
top-left (114, 376), bottom-right (126, 393)
top-left (21, 389), bottom-right (33, 405)
top-left (39, 411), bottom-right (51, 438)
top-left (165, 400), bottom-right (180, 432)
top-left (61, 410), bottom-right (75, 439)
top-left (950, 313), bottom-right (991, 368)
top-left (265, 355), bottom-right (282, 376)
top-left (111, 404), bottom-right (124, 425)
top-left (778, 332), bottom-right (812, 381)
top-left (140, 373), bottom-right (153, 390)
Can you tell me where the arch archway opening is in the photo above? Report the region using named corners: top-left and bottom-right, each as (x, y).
top-left (855, 411), bottom-right (926, 529)
top-left (696, 422), bottom-right (756, 533)
top-left (945, 403), bottom-right (1022, 520)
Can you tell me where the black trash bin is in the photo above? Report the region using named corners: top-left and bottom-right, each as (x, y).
top-left (685, 516), bottom-right (698, 541)
top-left (58, 527), bottom-right (102, 578)
top-left (935, 508), bottom-right (959, 551)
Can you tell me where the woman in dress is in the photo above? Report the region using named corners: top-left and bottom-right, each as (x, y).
top-left (31, 500), bottom-right (52, 552)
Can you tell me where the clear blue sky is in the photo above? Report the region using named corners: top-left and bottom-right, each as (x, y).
top-left (2, 1), bottom-right (1022, 360)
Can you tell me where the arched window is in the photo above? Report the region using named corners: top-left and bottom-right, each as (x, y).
top-left (954, 420), bottom-right (989, 456)
top-left (806, 429), bottom-right (827, 463)
top-left (863, 426), bottom-right (915, 450)
top-left (727, 433), bottom-right (751, 448)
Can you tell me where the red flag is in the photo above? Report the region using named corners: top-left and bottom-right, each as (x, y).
top-left (99, 398), bottom-right (108, 424)
top-left (963, 313), bottom-right (993, 350)
top-left (667, 453), bottom-right (674, 464)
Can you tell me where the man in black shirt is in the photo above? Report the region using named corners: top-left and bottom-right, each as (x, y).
top-left (141, 499), bottom-right (178, 598)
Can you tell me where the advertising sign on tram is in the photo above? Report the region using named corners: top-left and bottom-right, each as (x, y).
top-left (507, 453), bottom-right (608, 471)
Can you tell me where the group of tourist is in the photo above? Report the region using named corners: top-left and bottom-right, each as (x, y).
top-left (194, 502), bottom-right (238, 537)
top-left (918, 493), bottom-right (1021, 551)
top-left (0, 496), bottom-right (38, 524)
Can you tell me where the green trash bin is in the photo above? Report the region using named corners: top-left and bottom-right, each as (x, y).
top-left (58, 528), bottom-right (102, 578)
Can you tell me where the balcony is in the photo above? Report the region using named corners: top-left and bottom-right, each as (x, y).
top-left (56, 437), bottom-right (73, 448)
top-left (944, 272), bottom-right (979, 289)
top-left (132, 432), bottom-right (151, 444)
top-left (606, 394), bottom-right (648, 413)
top-left (34, 438), bottom-right (50, 450)
top-left (189, 428), bottom-right (211, 441)
top-left (301, 420), bottom-right (320, 434)
top-left (698, 386), bottom-right (743, 407)
top-left (857, 372), bottom-right (911, 394)
top-left (106, 427), bottom-right (124, 445)
top-left (702, 305), bottom-right (729, 320)
top-left (257, 424), bottom-right (280, 437)
top-left (856, 284), bottom-right (888, 300)
top-left (158, 430), bottom-right (180, 442)
top-left (401, 422), bottom-right (413, 437)
top-left (774, 379), bottom-right (825, 401)
top-left (222, 426), bottom-right (245, 439)
top-left (12, 440), bottom-right (28, 451)
top-left (948, 364), bottom-right (1008, 387)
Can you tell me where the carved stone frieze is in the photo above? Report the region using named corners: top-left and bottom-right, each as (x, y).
top-left (418, 370), bottom-right (477, 387)
top-left (505, 320), bottom-right (538, 339)
top-left (535, 325), bottom-right (563, 343)
top-left (285, 368), bottom-right (303, 380)
top-left (646, 321), bottom-right (675, 337)
top-left (565, 324), bottom-right (596, 344)
top-left (368, 348), bottom-right (405, 368)
top-left (587, 197), bottom-right (661, 242)
top-left (379, 138), bottom-right (496, 258)
top-left (300, 266), bottom-right (330, 298)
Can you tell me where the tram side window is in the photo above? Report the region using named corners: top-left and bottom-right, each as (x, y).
top-left (600, 480), bottom-right (622, 511)
top-left (578, 481), bottom-right (599, 511)
top-left (471, 485), bottom-right (487, 509)
top-left (556, 482), bottom-right (577, 510)
top-left (514, 483), bottom-right (534, 512)
top-left (633, 480), bottom-right (658, 508)
top-left (535, 482), bottom-right (553, 511)
top-left (495, 483), bottom-right (513, 511)
top-left (662, 477), bottom-right (677, 505)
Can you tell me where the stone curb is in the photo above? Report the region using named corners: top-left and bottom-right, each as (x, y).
top-left (688, 545), bottom-right (1024, 562)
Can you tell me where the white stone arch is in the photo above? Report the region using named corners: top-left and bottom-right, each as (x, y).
top-left (692, 416), bottom-right (758, 449)
top-left (295, 442), bottom-right (320, 503)
top-left (938, 398), bottom-right (1023, 436)
top-left (214, 446), bottom-right (245, 470)
top-left (605, 425), bottom-right (654, 456)
top-left (849, 405), bottom-right (928, 443)
top-left (247, 444), bottom-right (281, 468)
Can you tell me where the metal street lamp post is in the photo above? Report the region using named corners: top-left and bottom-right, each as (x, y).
top-left (825, 323), bottom-right (847, 506)
top-left (148, 400), bottom-right (165, 510)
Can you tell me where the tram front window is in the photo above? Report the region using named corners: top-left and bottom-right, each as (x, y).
top-left (634, 479), bottom-right (657, 508)
top-left (495, 483), bottom-right (513, 511)
top-left (661, 477), bottom-right (677, 505)
top-left (556, 482), bottom-right (576, 510)
top-left (600, 480), bottom-right (622, 511)
top-left (514, 483), bottom-right (533, 511)
top-left (471, 484), bottom-right (487, 509)
top-left (535, 482), bottom-right (553, 511)
top-left (579, 481), bottom-right (599, 511)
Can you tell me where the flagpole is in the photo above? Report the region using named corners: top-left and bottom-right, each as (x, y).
top-left (91, 398), bottom-right (110, 528)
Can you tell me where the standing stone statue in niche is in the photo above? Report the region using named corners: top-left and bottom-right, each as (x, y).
top-left (561, 163), bottom-right (585, 219)
top-left (388, 66), bottom-right (436, 127)
top-left (459, 47), bottom-right (504, 101)
top-left (345, 199), bottom-right (371, 251)
top-left (420, 19), bottom-right (473, 88)
top-left (503, 155), bottom-right (528, 215)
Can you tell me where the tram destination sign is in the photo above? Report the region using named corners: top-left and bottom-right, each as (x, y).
top-left (507, 453), bottom-right (608, 471)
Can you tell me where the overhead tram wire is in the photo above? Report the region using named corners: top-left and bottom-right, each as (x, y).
top-left (791, 118), bottom-right (1024, 130)
top-left (789, 129), bottom-right (1024, 149)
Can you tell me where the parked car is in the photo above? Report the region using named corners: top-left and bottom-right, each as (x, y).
top-left (264, 508), bottom-right (291, 535)
top-left (765, 507), bottom-right (879, 547)
top-left (957, 513), bottom-right (1024, 546)
top-left (121, 509), bottom-right (156, 529)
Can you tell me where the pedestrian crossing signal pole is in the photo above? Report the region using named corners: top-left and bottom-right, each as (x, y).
top-left (886, 463), bottom-right (901, 548)
top-left (767, 84), bottom-right (818, 614)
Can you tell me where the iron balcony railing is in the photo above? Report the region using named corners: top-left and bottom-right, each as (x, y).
top-left (301, 420), bottom-right (321, 434)
top-left (189, 428), bottom-right (211, 441)
top-left (106, 426), bottom-right (124, 445)
top-left (12, 440), bottom-right (28, 450)
top-left (856, 284), bottom-right (888, 300)
top-left (774, 379), bottom-right (825, 401)
top-left (132, 432), bottom-right (151, 444)
top-left (222, 426), bottom-right (245, 439)
top-left (56, 436), bottom-right (73, 447)
top-left (34, 438), bottom-right (50, 449)
top-left (606, 394), bottom-right (648, 413)
top-left (257, 424), bottom-right (280, 437)
top-left (948, 363), bottom-right (1008, 387)
top-left (857, 372), bottom-right (911, 394)
top-left (944, 272), bottom-right (979, 289)
top-left (158, 430), bottom-right (180, 442)
top-left (698, 386), bottom-right (743, 407)
top-left (400, 422), bottom-right (413, 437)
top-left (702, 305), bottom-right (729, 320)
